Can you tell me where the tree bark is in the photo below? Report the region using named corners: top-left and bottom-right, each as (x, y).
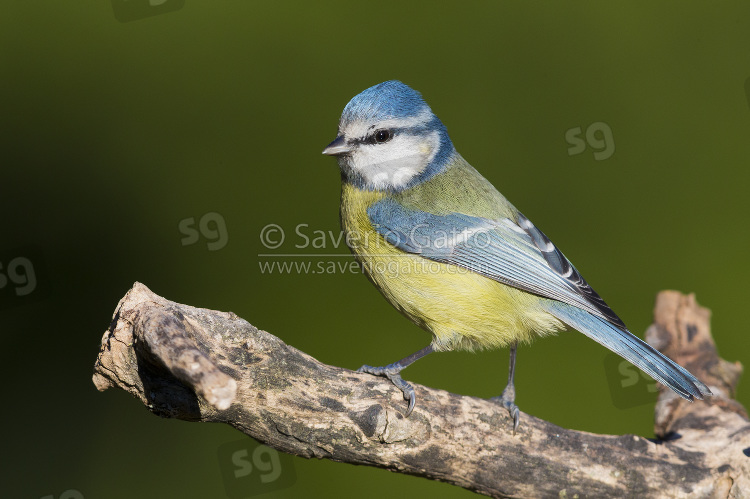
top-left (92, 283), bottom-right (748, 498)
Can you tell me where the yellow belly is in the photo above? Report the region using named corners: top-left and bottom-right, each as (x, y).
top-left (340, 184), bottom-right (565, 352)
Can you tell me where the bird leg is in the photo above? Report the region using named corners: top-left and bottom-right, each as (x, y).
top-left (491, 342), bottom-right (520, 433)
top-left (357, 344), bottom-right (434, 416)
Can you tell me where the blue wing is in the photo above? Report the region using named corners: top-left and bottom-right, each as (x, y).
top-left (367, 197), bottom-right (625, 329)
top-left (367, 197), bottom-right (711, 400)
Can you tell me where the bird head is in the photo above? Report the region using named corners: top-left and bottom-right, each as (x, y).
top-left (323, 80), bottom-right (455, 192)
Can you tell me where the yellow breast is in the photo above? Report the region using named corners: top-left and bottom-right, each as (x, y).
top-left (340, 184), bottom-right (565, 352)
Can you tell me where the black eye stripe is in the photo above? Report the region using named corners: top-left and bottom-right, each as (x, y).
top-left (350, 126), bottom-right (413, 146)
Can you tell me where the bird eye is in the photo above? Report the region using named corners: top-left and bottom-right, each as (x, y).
top-left (374, 129), bottom-right (392, 143)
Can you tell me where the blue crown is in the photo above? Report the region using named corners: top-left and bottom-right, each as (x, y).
top-left (341, 80), bottom-right (432, 125)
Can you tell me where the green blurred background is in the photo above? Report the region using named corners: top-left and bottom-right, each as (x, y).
top-left (2, 2), bottom-right (749, 498)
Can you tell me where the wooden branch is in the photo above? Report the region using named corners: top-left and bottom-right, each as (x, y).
top-left (92, 283), bottom-right (749, 498)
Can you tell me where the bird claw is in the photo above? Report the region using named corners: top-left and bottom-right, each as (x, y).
top-left (358, 364), bottom-right (417, 416)
top-left (506, 404), bottom-right (520, 435)
top-left (491, 384), bottom-right (520, 434)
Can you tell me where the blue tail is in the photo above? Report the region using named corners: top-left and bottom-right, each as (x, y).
top-left (545, 301), bottom-right (711, 400)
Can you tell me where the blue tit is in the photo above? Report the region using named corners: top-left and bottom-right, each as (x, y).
top-left (322, 80), bottom-right (710, 431)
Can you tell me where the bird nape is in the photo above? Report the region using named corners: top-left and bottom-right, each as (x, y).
top-left (322, 80), bottom-right (711, 432)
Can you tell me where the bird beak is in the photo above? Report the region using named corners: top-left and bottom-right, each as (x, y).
top-left (322, 135), bottom-right (351, 156)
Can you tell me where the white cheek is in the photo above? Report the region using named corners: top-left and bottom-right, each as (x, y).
top-left (352, 132), bottom-right (439, 189)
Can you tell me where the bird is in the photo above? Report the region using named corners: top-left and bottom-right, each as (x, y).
top-left (322, 80), bottom-right (711, 431)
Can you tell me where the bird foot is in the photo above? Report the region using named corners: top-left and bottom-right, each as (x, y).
top-left (490, 385), bottom-right (520, 434)
top-left (358, 363), bottom-right (416, 416)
